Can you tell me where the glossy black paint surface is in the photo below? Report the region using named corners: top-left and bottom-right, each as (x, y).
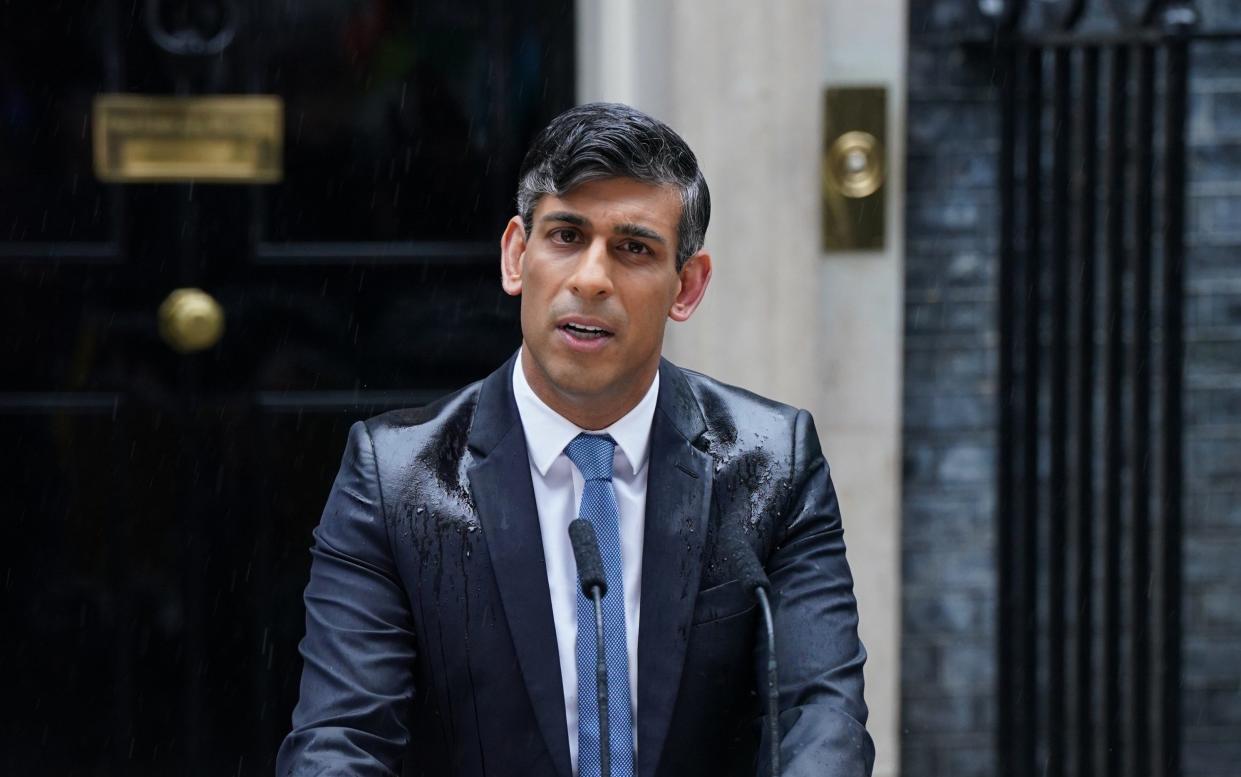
top-left (0, 1), bottom-right (573, 774)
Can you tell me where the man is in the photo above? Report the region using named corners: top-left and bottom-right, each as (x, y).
top-left (277, 103), bottom-right (873, 777)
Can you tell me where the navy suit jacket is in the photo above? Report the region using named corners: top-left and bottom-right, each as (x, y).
top-left (276, 354), bottom-right (874, 777)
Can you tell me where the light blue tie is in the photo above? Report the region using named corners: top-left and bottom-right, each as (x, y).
top-left (566, 433), bottom-right (635, 777)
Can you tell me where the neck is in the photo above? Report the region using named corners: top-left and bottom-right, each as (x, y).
top-left (520, 349), bottom-right (657, 431)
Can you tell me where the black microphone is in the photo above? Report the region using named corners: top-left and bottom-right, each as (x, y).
top-left (570, 518), bottom-right (608, 597)
top-left (569, 519), bottom-right (612, 777)
top-left (720, 528), bottom-right (781, 777)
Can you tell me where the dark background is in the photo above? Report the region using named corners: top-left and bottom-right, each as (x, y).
top-left (0, 1), bottom-right (573, 774)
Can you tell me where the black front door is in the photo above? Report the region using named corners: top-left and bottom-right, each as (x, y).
top-left (0, 2), bottom-right (573, 774)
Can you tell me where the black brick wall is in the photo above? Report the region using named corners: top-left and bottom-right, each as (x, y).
top-left (1182, 2), bottom-right (1241, 772)
top-left (902, 3), bottom-right (1241, 776)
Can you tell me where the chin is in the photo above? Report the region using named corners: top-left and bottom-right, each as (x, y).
top-left (545, 362), bottom-right (613, 398)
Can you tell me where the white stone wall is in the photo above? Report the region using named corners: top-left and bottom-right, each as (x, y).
top-left (577, 3), bottom-right (905, 776)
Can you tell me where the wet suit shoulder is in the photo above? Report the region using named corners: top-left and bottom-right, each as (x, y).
top-left (646, 363), bottom-right (877, 777)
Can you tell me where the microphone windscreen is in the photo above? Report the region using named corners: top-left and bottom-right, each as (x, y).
top-left (720, 527), bottom-right (771, 594)
top-left (568, 519), bottom-right (608, 597)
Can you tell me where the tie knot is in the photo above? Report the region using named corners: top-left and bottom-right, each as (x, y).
top-left (565, 433), bottom-right (617, 482)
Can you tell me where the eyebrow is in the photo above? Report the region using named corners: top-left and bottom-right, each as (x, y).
top-left (542, 211), bottom-right (586, 227)
top-left (540, 211), bottom-right (668, 246)
top-left (615, 222), bottom-right (667, 245)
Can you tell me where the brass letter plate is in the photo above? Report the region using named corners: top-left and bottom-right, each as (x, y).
top-left (93, 94), bottom-right (283, 183)
top-left (822, 86), bottom-right (886, 252)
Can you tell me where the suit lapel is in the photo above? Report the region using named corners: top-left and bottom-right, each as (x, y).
top-left (637, 360), bottom-right (712, 777)
top-left (467, 355), bottom-right (573, 777)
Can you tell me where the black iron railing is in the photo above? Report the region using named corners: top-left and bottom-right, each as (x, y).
top-left (981, 1), bottom-right (1218, 775)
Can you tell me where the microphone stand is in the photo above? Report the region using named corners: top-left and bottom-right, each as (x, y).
top-left (569, 519), bottom-right (612, 777)
top-left (590, 582), bottom-right (610, 777)
top-left (754, 586), bottom-right (779, 777)
top-left (721, 529), bottom-right (781, 777)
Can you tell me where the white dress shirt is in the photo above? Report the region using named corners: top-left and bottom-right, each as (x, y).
top-left (511, 349), bottom-right (658, 775)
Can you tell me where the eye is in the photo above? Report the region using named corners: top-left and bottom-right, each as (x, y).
top-left (619, 240), bottom-right (651, 255)
top-left (550, 227), bottom-right (580, 244)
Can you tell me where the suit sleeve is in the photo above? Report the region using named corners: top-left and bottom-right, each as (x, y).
top-left (275, 421), bottom-right (418, 777)
top-left (762, 409), bottom-right (875, 777)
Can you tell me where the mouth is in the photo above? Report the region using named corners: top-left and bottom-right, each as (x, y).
top-left (557, 319), bottom-right (615, 341)
top-left (555, 317), bottom-right (616, 351)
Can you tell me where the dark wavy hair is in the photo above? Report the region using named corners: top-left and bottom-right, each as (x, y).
top-left (515, 102), bottom-right (711, 271)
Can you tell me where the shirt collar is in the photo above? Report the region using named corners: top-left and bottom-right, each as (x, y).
top-left (511, 347), bottom-right (659, 478)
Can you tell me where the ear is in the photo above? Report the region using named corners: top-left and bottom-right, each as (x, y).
top-left (500, 215), bottom-right (527, 296)
top-left (668, 250), bottom-right (712, 322)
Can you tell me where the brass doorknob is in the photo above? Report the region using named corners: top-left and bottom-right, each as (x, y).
top-left (158, 288), bottom-right (225, 353)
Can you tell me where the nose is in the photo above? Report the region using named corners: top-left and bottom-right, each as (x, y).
top-left (567, 238), bottom-right (613, 298)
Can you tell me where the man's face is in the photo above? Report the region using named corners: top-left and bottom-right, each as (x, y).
top-left (500, 176), bottom-right (709, 423)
